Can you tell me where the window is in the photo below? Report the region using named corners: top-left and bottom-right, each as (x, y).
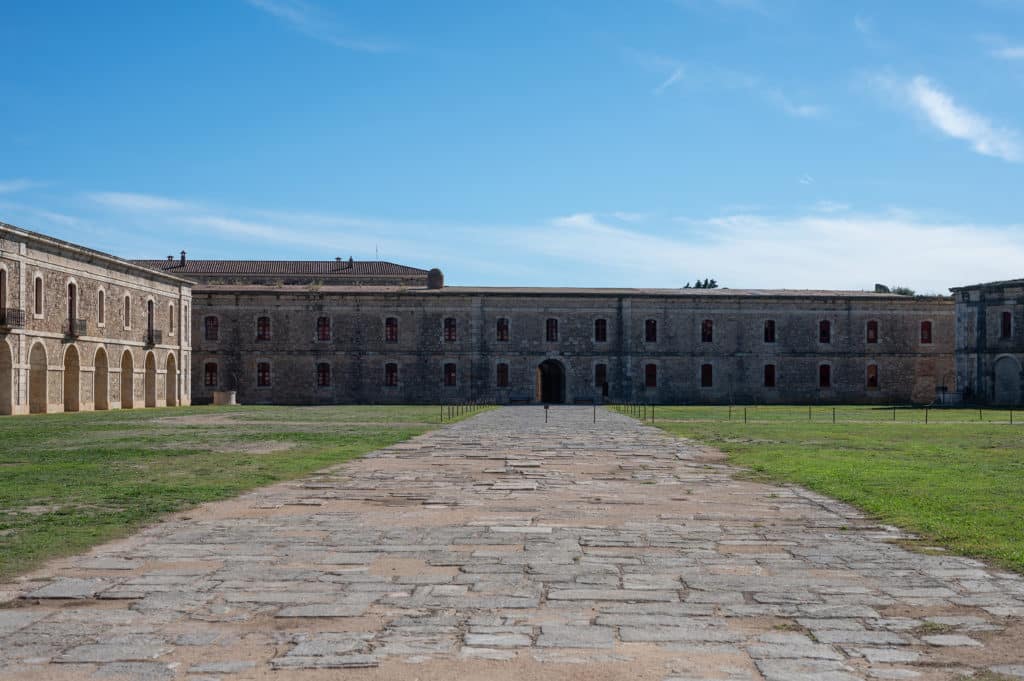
top-left (546, 318), bottom-right (558, 342)
top-left (257, 316), bottom-right (271, 341)
top-left (385, 362), bottom-right (398, 386)
top-left (257, 362), bottom-right (271, 387)
top-left (184, 304), bottom-right (189, 342)
top-left (316, 362), bottom-right (331, 387)
top-left (385, 317), bottom-right (398, 343)
top-left (866, 320), bottom-right (878, 344)
top-left (146, 300), bottom-right (154, 334)
top-left (764, 364), bottom-right (776, 388)
top-left (444, 362), bottom-right (457, 386)
top-left (644, 363), bottom-right (657, 388)
top-left (169, 304), bottom-right (175, 335)
top-left (205, 316), bottom-right (219, 341)
top-left (645, 319), bottom-right (657, 343)
top-left (701, 319), bottom-right (713, 343)
top-left (34, 277), bottom-right (43, 315)
top-left (920, 320), bottom-right (932, 344)
top-left (444, 317), bottom-right (457, 342)
top-left (204, 362), bottom-right (218, 387)
top-left (496, 363), bottom-right (509, 387)
top-left (124, 295), bottom-right (131, 328)
top-left (764, 319), bottom-right (776, 343)
top-left (866, 363), bottom-right (879, 389)
top-left (98, 290), bottom-right (105, 325)
top-left (819, 364), bottom-right (831, 388)
top-left (594, 318), bottom-right (607, 343)
top-left (701, 363), bottom-right (713, 387)
top-left (496, 317), bottom-right (509, 342)
top-left (819, 320), bottom-right (831, 344)
top-left (317, 316), bottom-right (331, 341)
top-left (1001, 311), bottom-right (1012, 339)
top-left (595, 363), bottom-right (607, 389)
top-left (67, 283), bottom-right (77, 325)
top-left (0, 268), bottom-right (6, 310)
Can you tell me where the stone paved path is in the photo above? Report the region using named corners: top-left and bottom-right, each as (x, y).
top-left (2, 406), bottom-right (1024, 681)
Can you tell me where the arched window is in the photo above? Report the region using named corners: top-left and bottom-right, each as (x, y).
top-left (594, 318), bottom-right (607, 342)
top-left (67, 282), bottom-right (77, 329)
top-left (496, 363), bottom-right (509, 387)
top-left (256, 316), bottom-right (271, 341)
top-left (700, 363), bottom-right (713, 387)
top-left (385, 362), bottom-right (399, 386)
top-left (496, 317), bottom-right (509, 342)
top-left (146, 299), bottom-right (154, 335)
top-left (257, 362), bottom-right (271, 387)
top-left (819, 364), bottom-right (832, 388)
top-left (385, 317), bottom-right (398, 343)
top-left (183, 304), bottom-right (189, 342)
top-left (0, 268), bottom-right (7, 311)
top-left (866, 364), bottom-right (879, 389)
top-left (34, 276), bottom-right (43, 315)
top-left (764, 319), bottom-right (776, 343)
top-left (169, 303), bottom-right (175, 335)
top-left (701, 319), bottom-right (713, 343)
top-left (97, 290), bottom-right (105, 325)
top-left (444, 362), bottom-right (457, 386)
top-left (317, 316), bottom-right (331, 341)
top-left (205, 316), bottom-right (219, 341)
top-left (764, 364), bottom-right (776, 387)
top-left (1001, 311), bottom-right (1012, 339)
top-left (819, 320), bottom-right (831, 344)
top-left (124, 295), bottom-right (131, 328)
top-left (444, 317), bottom-right (457, 342)
top-left (645, 319), bottom-right (657, 343)
top-left (316, 362), bottom-right (331, 387)
top-left (546, 318), bottom-right (558, 342)
top-left (866, 320), bottom-right (878, 343)
top-left (920, 320), bottom-right (932, 344)
top-left (204, 362), bottom-right (218, 387)
top-left (644, 363), bottom-right (657, 387)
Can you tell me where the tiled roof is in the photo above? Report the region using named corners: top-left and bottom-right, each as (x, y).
top-left (130, 259), bottom-right (428, 276)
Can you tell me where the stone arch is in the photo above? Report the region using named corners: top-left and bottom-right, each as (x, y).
top-left (993, 355), bottom-right (1023, 406)
top-left (536, 359), bottom-right (566, 404)
top-left (0, 338), bottom-right (12, 416)
top-left (145, 352), bottom-right (157, 408)
top-left (63, 344), bottom-right (81, 412)
top-left (120, 350), bottom-right (134, 409)
top-left (94, 347), bottom-right (109, 411)
top-left (29, 342), bottom-right (48, 414)
top-left (165, 353), bottom-right (177, 407)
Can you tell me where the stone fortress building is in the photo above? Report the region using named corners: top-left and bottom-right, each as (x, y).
top-left (0, 222), bottom-right (193, 415)
top-left (1, 218), bottom-right (1019, 412)
top-left (952, 279), bottom-right (1024, 405)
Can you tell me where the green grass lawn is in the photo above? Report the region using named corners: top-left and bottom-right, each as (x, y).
top-left (0, 404), bottom-right (485, 580)
top-left (629, 406), bottom-right (1024, 572)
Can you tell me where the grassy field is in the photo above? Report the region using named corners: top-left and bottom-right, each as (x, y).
top-left (628, 405), bottom-right (1024, 572)
top-left (0, 404), bottom-right (485, 580)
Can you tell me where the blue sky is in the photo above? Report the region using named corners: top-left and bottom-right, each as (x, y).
top-left (1, 0), bottom-right (1023, 292)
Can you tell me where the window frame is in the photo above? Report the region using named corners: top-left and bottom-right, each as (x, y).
top-left (700, 363), bottom-right (713, 388)
top-left (866, 363), bottom-right (879, 389)
top-left (385, 362), bottom-right (399, 387)
top-left (123, 295), bottom-right (131, 329)
top-left (545, 318), bottom-right (558, 342)
top-left (1001, 311), bottom-right (1012, 339)
top-left (644, 363), bottom-right (657, 388)
top-left (496, 362), bottom-right (509, 387)
top-left (443, 317), bottom-right (457, 342)
top-left (819, 320), bottom-right (831, 344)
top-left (316, 362), bottom-right (331, 388)
top-left (33, 275), bottom-right (44, 318)
top-left (594, 362), bottom-right (608, 390)
top-left (443, 362), bottom-right (457, 387)
top-left (763, 319), bottom-right (776, 343)
top-left (385, 316), bottom-right (399, 343)
top-left (256, 316), bottom-right (271, 341)
top-left (204, 316), bottom-right (220, 342)
top-left (645, 319), bottom-right (657, 343)
top-left (920, 320), bottom-right (933, 344)
top-left (819, 363), bottom-right (832, 388)
top-left (496, 317), bottom-right (510, 342)
top-left (763, 363), bottom-right (776, 388)
top-left (316, 316), bottom-right (331, 342)
top-left (594, 318), bottom-right (607, 343)
top-left (256, 361), bottom-right (272, 388)
top-left (97, 288), bottom-right (105, 327)
top-left (866, 320), bottom-right (878, 344)
top-left (701, 319), bottom-right (713, 343)
top-left (203, 362), bottom-right (218, 387)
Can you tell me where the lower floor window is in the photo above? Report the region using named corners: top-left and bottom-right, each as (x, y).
top-left (701, 363), bottom-right (713, 387)
top-left (444, 362), bottom-right (457, 386)
top-left (866, 363), bottom-right (879, 389)
top-left (819, 364), bottom-right (831, 388)
top-left (385, 362), bottom-right (398, 386)
top-left (257, 362), bottom-right (271, 387)
top-left (204, 362), bottom-right (218, 387)
top-left (317, 362), bottom-right (331, 387)
top-left (496, 363), bottom-right (509, 387)
top-left (763, 363), bottom-right (776, 388)
top-left (644, 363), bottom-right (657, 388)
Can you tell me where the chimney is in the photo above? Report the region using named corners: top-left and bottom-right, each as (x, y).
top-left (166, 255), bottom-right (174, 262)
top-left (180, 250), bottom-right (187, 265)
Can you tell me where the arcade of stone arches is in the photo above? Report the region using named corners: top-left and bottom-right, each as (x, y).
top-left (0, 339), bottom-right (180, 415)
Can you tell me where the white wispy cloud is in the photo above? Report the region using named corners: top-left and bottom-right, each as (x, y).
top-left (993, 45), bottom-right (1024, 59)
top-left (87, 192), bottom-right (195, 212)
top-left (0, 179), bottom-right (43, 194)
top-left (766, 90), bottom-right (823, 118)
top-left (244, 0), bottom-right (397, 52)
top-left (653, 66), bottom-right (685, 95)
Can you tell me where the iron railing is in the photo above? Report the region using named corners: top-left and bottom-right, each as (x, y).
top-left (67, 318), bottom-right (87, 337)
top-left (146, 329), bottom-right (163, 346)
top-left (0, 308), bottom-right (25, 328)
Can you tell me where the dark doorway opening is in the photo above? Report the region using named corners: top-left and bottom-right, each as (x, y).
top-left (536, 359), bottom-right (566, 404)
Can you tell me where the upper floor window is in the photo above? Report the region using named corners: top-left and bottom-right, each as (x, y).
top-left (0, 268), bottom-right (6, 310)
top-left (645, 319), bottom-right (657, 343)
top-left (644, 363), bottom-right (657, 388)
top-left (34, 277), bottom-right (43, 315)
top-left (764, 363), bottom-right (776, 388)
top-left (317, 316), bottom-right (331, 341)
top-left (546, 318), bottom-right (558, 342)
top-left (595, 363), bottom-right (607, 389)
top-left (496, 317), bottom-right (509, 342)
top-left (316, 362), bottom-right (331, 387)
top-left (701, 363), bottom-right (713, 387)
top-left (123, 295), bottom-right (131, 328)
top-left (385, 317), bottom-right (398, 343)
top-left (819, 364), bottom-right (831, 388)
top-left (67, 283), bottom-right (77, 324)
top-left (496, 363), bottom-right (509, 387)
top-left (920, 320), bottom-right (932, 344)
top-left (866, 320), bottom-right (878, 344)
top-left (97, 290), bottom-right (105, 325)
top-left (866, 363), bottom-right (879, 389)
top-left (594, 318), bottom-right (607, 343)
top-left (819, 320), bottom-right (831, 344)
top-left (146, 299), bottom-right (154, 333)
top-left (257, 361), bottom-right (271, 387)
top-left (204, 362), bottom-right (218, 387)
top-left (169, 303), bottom-right (175, 335)
top-left (385, 362), bottom-right (398, 386)
top-left (1001, 311), bottom-right (1013, 339)
top-left (205, 316), bottom-right (219, 341)
top-left (701, 319), bottom-right (713, 343)
top-left (444, 317), bottom-right (457, 342)
top-left (443, 362), bottom-right (457, 386)
top-left (764, 319), bottom-right (776, 343)
top-left (184, 304), bottom-right (189, 342)
top-left (257, 316), bottom-right (271, 341)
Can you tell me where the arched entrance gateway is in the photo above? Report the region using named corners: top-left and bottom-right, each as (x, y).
top-left (63, 345), bottom-right (80, 412)
top-left (994, 356), bottom-right (1023, 406)
top-left (165, 353), bottom-right (177, 407)
top-left (29, 343), bottom-right (47, 414)
top-left (0, 340), bottom-right (12, 415)
top-left (94, 348), bottom-right (109, 411)
top-left (120, 350), bottom-right (134, 409)
top-left (144, 352), bottom-right (157, 408)
top-left (536, 359), bottom-right (566, 404)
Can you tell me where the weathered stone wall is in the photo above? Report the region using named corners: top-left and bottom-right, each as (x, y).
top-left (190, 286), bottom-right (954, 406)
top-left (0, 224), bottom-right (193, 415)
top-left (953, 280), bottom-right (1024, 405)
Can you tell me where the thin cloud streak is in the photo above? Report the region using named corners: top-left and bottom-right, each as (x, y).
top-left (243, 0), bottom-right (397, 53)
top-left (0, 179), bottom-right (44, 194)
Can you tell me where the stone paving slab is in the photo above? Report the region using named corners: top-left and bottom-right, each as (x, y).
top-left (1, 405), bottom-right (1024, 680)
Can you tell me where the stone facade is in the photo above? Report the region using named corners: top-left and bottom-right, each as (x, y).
top-left (951, 278), bottom-right (1024, 405)
top-left (0, 222), bottom-right (193, 415)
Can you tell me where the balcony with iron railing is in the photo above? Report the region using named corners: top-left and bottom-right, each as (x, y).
top-left (0, 308), bottom-right (26, 329)
top-left (145, 328), bottom-right (163, 346)
top-left (66, 318), bottom-right (87, 338)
